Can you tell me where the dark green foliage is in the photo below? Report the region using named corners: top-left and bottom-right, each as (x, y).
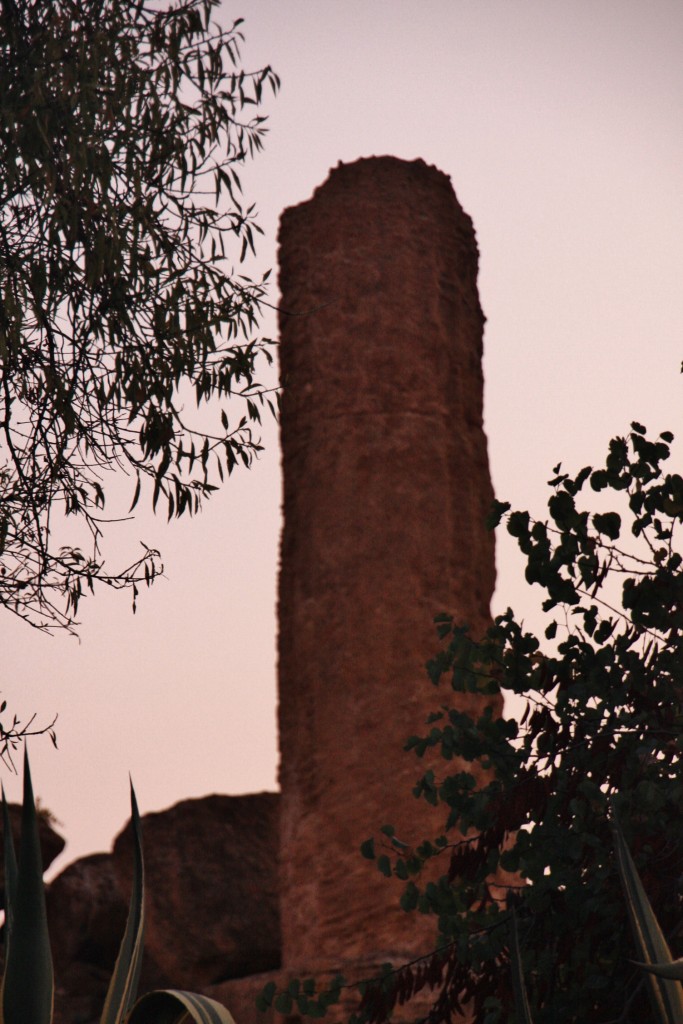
top-left (355, 424), bottom-right (683, 1024)
top-left (257, 975), bottom-right (346, 1019)
top-left (0, 0), bottom-right (279, 632)
top-left (264, 424), bottom-right (683, 1024)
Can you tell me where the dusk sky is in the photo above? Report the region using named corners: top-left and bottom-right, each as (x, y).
top-left (2, 0), bottom-right (682, 877)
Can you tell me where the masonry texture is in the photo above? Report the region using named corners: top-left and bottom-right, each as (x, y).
top-left (277, 156), bottom-right (501, 974)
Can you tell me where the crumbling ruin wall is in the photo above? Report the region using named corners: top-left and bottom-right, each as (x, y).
top-left (43, 157), bottom-right (502, 1024)
top-left (276, 156), bottom-right (500, 973)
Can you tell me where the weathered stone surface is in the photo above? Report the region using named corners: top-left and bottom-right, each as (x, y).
top-left (46, 792), bottom-right (280, 1023)
top-left (113, 792), bottom-right (281, 992)
top-left (277, 156), bottom-right (501, 972)
top-left (0, 802), bottom-right (65, 892)
top-left (47, 853), bottom-right (131, 1024)
top-left (208, 960), bottom-right (440, 1024)
top-left (48, 853), bottom-right (127, 974)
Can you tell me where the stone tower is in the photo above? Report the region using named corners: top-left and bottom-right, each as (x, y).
top-left (277, 156), bottom-right (500, 976)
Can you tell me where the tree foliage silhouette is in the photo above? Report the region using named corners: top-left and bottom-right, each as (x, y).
top-left (357, 423), bottom-right (683, 1024)
top-left (263, 424), bottom-right (683, 1024)
top-left (0, 0), bottom-right (279, 633)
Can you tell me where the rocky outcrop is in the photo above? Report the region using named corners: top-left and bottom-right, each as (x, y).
top-left (113, 792), bottom-right (281, 991)
top-left (47, 854), bottom-right (128, 1024)
top-left (277, 156), bottom-right (500, 972)
top-left (47, 792), bottom-right (280, 1024)
top-left (0, 801), bottom-right (65, 890)
top-left (48, 853), bottom-right (128, 972)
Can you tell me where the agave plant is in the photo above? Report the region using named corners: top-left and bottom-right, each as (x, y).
top-left (1, 749), bottom-right (236, 1024)
top-left (611, 812), bottom-right (683, 1024)
top-left (508, 813), bottom-right (683, 1024)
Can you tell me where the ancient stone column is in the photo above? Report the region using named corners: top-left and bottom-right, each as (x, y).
top-left (277, 156), bottom-right (499, 974)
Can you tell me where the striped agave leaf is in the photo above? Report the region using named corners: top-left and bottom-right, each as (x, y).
top-left (612, 812), bottom-right (683, 1024)
top-left (126, 989), bottom-right (238, 1023)
top-left (1, 748), bottom-right (54, 1024)
top-left (637, 962), bottom-right (683, 983)
top-left (1, 776), bottom-right (18, 1023)
top-left (100, 780), bottom-right (146, 1024)
top-left (507, 814), bottom-right (683, 1024)
top-left (1, 786), bottom-right (18, 942)
top-left (508, 907), bottom-right (534, 1024)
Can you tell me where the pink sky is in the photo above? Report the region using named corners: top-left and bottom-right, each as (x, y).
top-left (2, 0), bottom-right (682, 877)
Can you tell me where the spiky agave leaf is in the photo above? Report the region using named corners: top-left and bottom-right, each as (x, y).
top-left (634, 961), bottom-right (683, 983)
top-left (612, 812), bottom-right (683, 1024)
top-left (100, 780), bottom-right (146, 1024)
top-left (0, 783), bottom-right (18, 1024)
top-left (1, 748), bottom-right (53, 1024)
top-left (126, 989), bottom-right (238, 1024)
top-left (509, 907), bottom-right (534, 1024)
top-left (1, 784), bottom-right (18, 952)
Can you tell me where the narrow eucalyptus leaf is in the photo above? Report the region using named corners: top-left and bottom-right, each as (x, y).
top-left (0, 0), bottom-right (278, 632)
